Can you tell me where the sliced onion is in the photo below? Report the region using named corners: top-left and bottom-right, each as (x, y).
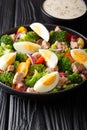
top-left (27, 54), bottom-right (35, 64)
top-left (59, 72), bottom-right (67, 77)
top-left (14, 32), bottom-right (21, 42)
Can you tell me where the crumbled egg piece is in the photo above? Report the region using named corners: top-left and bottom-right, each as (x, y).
top-left (39, 49), bottom-right (58, 68)
top-left (34, 71), bottom-right (59, 92)
top-left (0, 52), bottom-right (16, 70)
top-left (30, 22), bottom-right (50, 42)
top-left (13, 41), bottom-right (41, 54)
top-left (70, 49), bottom-right (87, 68)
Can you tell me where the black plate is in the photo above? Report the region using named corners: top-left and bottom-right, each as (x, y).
top-left (0, 24), bottom-right (87, 100)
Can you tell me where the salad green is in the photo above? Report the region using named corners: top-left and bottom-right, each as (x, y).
top-left (0, 23), bottom-right (86, 93)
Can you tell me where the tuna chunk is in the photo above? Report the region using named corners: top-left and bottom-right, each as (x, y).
top-left (26, 88), bottom-right (36, 93)
top-left (41, 40), bottom-right (50, 49)
top-left (13, 72), bottom-right (24, 84)
top-left (45, 66), bottom-right (58, 73)
top-left (57, 76), bottom-right (69, 87)
top-left (55, 41), bottom-right (68, 51)
top-left (71, 62), bottom-right (86, 73)
top-left (7, 65), bottom-right (14, 72)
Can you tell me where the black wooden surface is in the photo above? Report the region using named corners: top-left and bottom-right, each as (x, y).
top-left (0, 0), bottom-right (87, 130)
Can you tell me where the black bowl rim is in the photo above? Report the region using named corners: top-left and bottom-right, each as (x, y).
top-left (0, 23), bottom-right (87, 98)
top-left (41, 0), bottom-right (87, 21)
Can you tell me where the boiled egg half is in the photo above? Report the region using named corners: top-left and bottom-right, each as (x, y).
top-left (13, 41), bottom-right (41, 54)
top-left (0, 52), bottom-right (16, 71)
top-left (34, 71), bottom-right (59, 92)
top-left (70, 49), bottom-right (87, 68)
top-left (39, 49), bottom-right (58, 68)
top-left (30, 22), bottom-right (50, 42)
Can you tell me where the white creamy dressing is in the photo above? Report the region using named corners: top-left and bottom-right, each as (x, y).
top-left (43, 0), bottom-right (87, 19)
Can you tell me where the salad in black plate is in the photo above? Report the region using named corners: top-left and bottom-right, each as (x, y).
top-left (0, 22), bottom-right (87, 94)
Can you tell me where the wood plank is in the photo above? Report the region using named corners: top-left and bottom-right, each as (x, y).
top-left (0, 0), bottom-right (15, 34)
top-left (0, 0), bottom-right (15, 129)
top-left (0, 89), bottom-right (9, 130)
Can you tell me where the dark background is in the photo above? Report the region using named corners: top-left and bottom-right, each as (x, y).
top-left (0, 0), bottom-right (87, 130)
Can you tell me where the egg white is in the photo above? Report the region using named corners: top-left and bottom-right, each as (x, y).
top-left (34, 71), bottom-right (59, 93)
top-left (30, 22), bottom-right (50, 42)
top-left (39, 49), bottom-right (58, 68)
top-left (0, 52), bottom-right (16, 70)
top-left (13, 41), bottom-right (41, 54)
top-left (71, 49), bottom-right (87, 68)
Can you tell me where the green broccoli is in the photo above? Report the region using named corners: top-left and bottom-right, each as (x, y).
top-left (16, 52), bottom-right (27, 62)
top-left (55, 52), bottom-right (65, 61)
top-left (51, 88), bottom-right (59, 93)
top-left (58, 57), bottom-right (72, 72)
top-left (49, 30), bottom-right (67, 44)
top-left (0, 34), bottom-right (14, 46)
top-left (29, 64), bottom-right (46, 74)
top-left (50, 43), bottom-right (57, 49)
top-left (0, 44), bottom-right (14, 57)
top-left (25, 70), bottom-right (46, 87)
top-left (84, 49), bottom-right (87, 53)
top-left (17, 31), bottom-right (40, 43)
top-left (0, 72), bottom-right (14, 86)
top-left (68, 73), bottom-right (82, 83)
top-left (13, 61), bottom-right (20, 71)
top-left (63, 83), bottom-right (75, 89)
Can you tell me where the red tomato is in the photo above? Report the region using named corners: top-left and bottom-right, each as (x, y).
top-left (66, 33), bottom-right (77, 42)
top-left (15, 82), bottom-right (27, 91)
top-left (35, 56), bottom-right (45, 64)
top-left (64, 51), bottom-right (74, 62)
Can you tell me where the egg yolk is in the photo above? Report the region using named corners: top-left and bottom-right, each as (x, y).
top-left (40, 50), bottom-right (51, 61)
top-left (73, 50), bottom-right (87, 63)
top-left (4, 55), bottom-right (16, 65)
top-left (24, 43), bottom-right (39, 52)
top-left (42, 74), bottom-right (56, 86)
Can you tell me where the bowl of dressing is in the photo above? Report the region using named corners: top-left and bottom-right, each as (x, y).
top-left (41, 0), bottom-right (87, 28)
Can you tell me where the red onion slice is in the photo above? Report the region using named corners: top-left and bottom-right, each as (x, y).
top-left (27, 54), bottom-right (35, 64)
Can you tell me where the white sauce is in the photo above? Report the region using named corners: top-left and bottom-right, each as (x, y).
top-left (43, 0), bottom-right (87, 19)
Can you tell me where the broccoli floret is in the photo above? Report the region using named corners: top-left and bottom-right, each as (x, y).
top-left (17, 31), bottom-right (40, 42)
top-left (25, 70), bottom-right (46, 87)
top-left (55, 52), bottom-right (65, 61)
top-left (0, 72), bottom-right (14, 86)
top-left (16, 52), bottom-right (27, 62)
top-left (49, 30), bottom-right (67, 44)
top-left (68, 73), bottom-right (82, 83)
top-left (51, 88), bottom-right (59, 93)
top-left (63, 83), bottom-right (75, 89)
top-left (29, 64), bottom-right (46, 74)
top-left (13, 61), bottom-right (20, 71)
top-left (58, 57), bottom-right (72, 72)
top-left (0, 34), bottom-right (14, 46)
top-left (84, 49), bottom-right (87, 53)
top-left (25, 64), bottom-right (46, 87)
top-left (50, 43), bottom-right (57, 49)
top-left (0, 44), bottom-right (14, 57)
top-left (25, 31), bottom-right (40, 42)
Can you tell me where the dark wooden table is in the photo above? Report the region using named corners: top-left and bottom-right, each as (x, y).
top-left (0, 0), bottom-right (87, 130)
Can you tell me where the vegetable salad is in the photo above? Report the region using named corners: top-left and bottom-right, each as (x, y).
top-left (0, 23), bottom-right (87, 93)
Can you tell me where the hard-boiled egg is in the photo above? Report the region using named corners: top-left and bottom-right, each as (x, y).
top-left (39, 49), bottom-right (58, 68)
top-left (0, 52), bottom-right (16, 70)
top-left (34, 71), bottom-right (59, 92)
top-left (30, 22), bottom-right (49, 42)
top-left (70, 49), bottom-right (87, 68)
top-left (13, 41), bottom-right (41, 54)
